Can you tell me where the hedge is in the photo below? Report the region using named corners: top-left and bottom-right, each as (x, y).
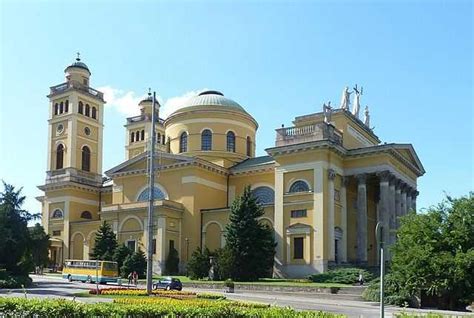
top-left (309, 267), bottom-right (374, 285)
top-left (0, 297), bottom-right (344, 317)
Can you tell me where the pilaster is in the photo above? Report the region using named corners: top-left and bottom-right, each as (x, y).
top-left (340, 176), bottom-right (349, 263)
top-left (273, 168), bottom-right (285, 274)
top-left (327, 169), bottom-right (336, 262)
top-left (356, 173), bottom-right (367, 263)
top-left (313, 166), bottom-right (326, 271)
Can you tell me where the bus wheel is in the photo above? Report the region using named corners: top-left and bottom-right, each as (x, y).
top-left (86, 276), bottom-right (92, 284)
top-left (68, 275), bottom-right (72, 282)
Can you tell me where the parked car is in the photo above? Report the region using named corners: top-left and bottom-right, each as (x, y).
top-left (153, 277), bottom-right (182, 291)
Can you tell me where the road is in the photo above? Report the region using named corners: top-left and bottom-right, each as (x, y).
top-left (0, 275), bottom-right (471, 318)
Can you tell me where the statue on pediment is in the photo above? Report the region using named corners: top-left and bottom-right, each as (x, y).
top-left (352, 85), bottom-right (363, 118)
top-left (364, 106), bottom-right (370, 126)
top-left (323, 101), bottom-right (333, 123)
top-left (340, 86), bottom-right (352, 110)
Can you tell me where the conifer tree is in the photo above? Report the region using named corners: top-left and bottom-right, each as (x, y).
top-left (91, 221), bottom-right (118, 261)
top-left (224, 185), bottom-right (276, 281)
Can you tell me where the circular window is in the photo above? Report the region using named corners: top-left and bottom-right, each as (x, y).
top-left (84, 127), bottom-right (91, 136)
top-left (56, 124), bottom-right (64, 134)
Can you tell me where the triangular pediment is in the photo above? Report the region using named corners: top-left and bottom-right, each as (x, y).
top-left (105, 151), bottom-right (193, 176)
top-left (391, 144), bottom-right (425, 175)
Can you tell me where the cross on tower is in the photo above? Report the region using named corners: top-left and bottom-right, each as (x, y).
top-left (76, 52), bottom-right (81, 61)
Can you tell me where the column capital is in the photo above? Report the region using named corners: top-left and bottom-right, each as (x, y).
top-left (377, 170), bottom-right (392, 182)
top-left (399, 182), bottom-right (408, 192)
top-left (355, 173), bottom-right (367, 184)
top-left (394, 179), bottom-right (402, 190)
top-left (328, 169), bottom-right (336, 180)
top-left (412, 190), bottom-right (419, 198)
top-left (342, 176), bottom-right (350, 187)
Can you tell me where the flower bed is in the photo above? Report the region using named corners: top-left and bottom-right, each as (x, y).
top-left (0, 297), bottom-right (344, 317)
top-left (89, 287), bottom-right (195, 299)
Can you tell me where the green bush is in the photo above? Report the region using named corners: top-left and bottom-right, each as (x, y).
top-left (362, 275), bottom-right (411, 307)
top-left (120, 250), bottom-right (146, 279)
top-left (0, 270), bottom-right (32, 288)
top-left (309, 267), bottom-right (374, 285)
top-left (0, 297), bottom-right (344, 317)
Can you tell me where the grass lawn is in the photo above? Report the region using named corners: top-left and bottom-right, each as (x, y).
top-left (137, 276), bottom-right (350, 288)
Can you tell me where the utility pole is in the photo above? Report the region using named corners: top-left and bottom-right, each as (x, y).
top-left (146, 91), bottom-right (157, 295)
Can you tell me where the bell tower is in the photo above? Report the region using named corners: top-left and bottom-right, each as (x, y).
top-left (46, 54), bottom-right (105, 185)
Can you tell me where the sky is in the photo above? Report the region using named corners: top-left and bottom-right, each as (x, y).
top-left (0, 0), bottom-right (472, 216)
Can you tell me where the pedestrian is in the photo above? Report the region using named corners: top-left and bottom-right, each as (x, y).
top-left (358, 271), bottom-right (364, 286)
top-left (132, 271), bottom-right (138, 286)
top-left (127, 272), bottom-right (133, 286)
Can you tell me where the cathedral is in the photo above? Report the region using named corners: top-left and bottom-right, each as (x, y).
top-left (37, 57), bottom-right (425, 277)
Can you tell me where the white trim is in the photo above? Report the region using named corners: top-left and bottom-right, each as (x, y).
top-left (202, 221), bottom-right (224, 232)
top-left (250, 182), bottom-right (275, 191)
top-left (286, 224), bottom-right (312, 235)
top-left (181, 176), bottom-right (226, 191)
top-left (257, 217), bottom-right (274, 227)
top-left (135, 183), bottom-right (169, 201)
top-left (277, 161), bottom-right (343, 176)
top-left (225, 129), bottom-right (236, 135)
top-left (119, 215), bottom-right (144, 232)
top-left (48, 196), bottom-right (98, 206)
top-left (126, 239), bottom-right (137, 252)
top-left (87, 231), bottom-right (97, 241)
top-left (167, 118), bottom-right (255, 132)
top-left (80, 143), bottom-right (91, 151)
top-left (199, 127), bottom-right (214, 133)
top-left (346, 125), bottom-right (373, 147)
top-left (344, 164), bottom-right (416, 188)
top-left (287, 178), bottom-right (311, 193)
top-left (71, 231), bottom-right (86, 242)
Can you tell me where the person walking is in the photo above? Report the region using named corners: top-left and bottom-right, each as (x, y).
top-left (132, 271), bottom-right (138, 286)
top-left (127, 272), bottom-right (133, 286)
top-left (358, 270), bottom-right (364, 286)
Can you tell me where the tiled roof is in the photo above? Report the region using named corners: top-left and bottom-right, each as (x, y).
top-left (231, 155), bottom-right (274, 171)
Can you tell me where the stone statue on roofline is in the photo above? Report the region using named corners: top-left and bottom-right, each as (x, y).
top-left (364, 105), bottom-right (370, 126)
top-left (323, 101), bottom-right (333, 123)
top-left (340, 86), bottom-right (352, 110)
top-left (352, 84), bottom-right (363, 118)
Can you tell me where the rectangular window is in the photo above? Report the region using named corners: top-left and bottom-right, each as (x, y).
top-left (293, 237), bottom-right (304, 259)
top-left (127, 240), bottom-right (136, 253)
top-left (291, 209), bottom-right (307, 218)
top-left (152, 239), bottom-right (156, 255)
top-left (169, 240), bottom-right (175, 252)
top-left (52, 230), bottom-right (61, 236)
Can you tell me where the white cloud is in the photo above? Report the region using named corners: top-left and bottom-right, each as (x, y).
top-left (98, 86), bottom-right (146, 117)
top-left (98, 86), bottom-right (208, 119)
top-left (160, 89), bottom-right (208, 118)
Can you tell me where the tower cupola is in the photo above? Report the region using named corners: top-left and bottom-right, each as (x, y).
top-left (64, 53), bottom-right (91, 87)
top-left (139, 89), bottom-right (160, 117)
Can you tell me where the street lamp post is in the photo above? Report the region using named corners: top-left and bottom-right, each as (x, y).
top-left (375, 222), bottom-right (385, 318)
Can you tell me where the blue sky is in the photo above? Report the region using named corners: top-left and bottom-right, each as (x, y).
top-left (1, 0), bottom-right (472, 215)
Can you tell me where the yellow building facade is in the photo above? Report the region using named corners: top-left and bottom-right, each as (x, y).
top-left (38, 58), bottom-right (425, 277)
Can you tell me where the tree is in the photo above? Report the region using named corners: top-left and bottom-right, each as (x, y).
top-left (29, 223), bottom-right (50, 270)
top-left (390, 193), bottom-right (474, 310)
top-left (113, 244), bottom-right (133, 277)
top-left (121, 250), bottom-right (147, 279)
top-left (165, 248), bottom-right (179, 275)
top-left (186, 247), bottom-right (211, 280)
top-left (0, 182), bottom-right (36, 275)
top-left (224, 185), bottom-right (276, 281)
top-left (91, 221), bottom-right (118, 261)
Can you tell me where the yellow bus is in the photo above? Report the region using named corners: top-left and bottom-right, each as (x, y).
top-left (63, 260), bottom-right (119, 284)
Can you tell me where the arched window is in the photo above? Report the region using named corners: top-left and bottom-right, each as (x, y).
top-left (78, 101), bottom-right (84, 114)
top-left (59, 102), bottom-right (64, 114)
top-left (246, 136), bottom-right (252, 157)
top-left (54, 103), bottom-right (59, 115)
top-left (179, 132), bottom-right (188, 153)
top-left (52, 209), bottom-right (63, 219)
top-left (56, 144), bottom-right (64, 169)
top-left (162, 135), bottom-right (165, 145)
top-left (157, 132), bottom-right (161, 144)
top-left (167, 137), bottom-right (171, 153)
top-left (141, 130), bottom-right (145, 141)
top-left (65, 100), bottom-right (69, 113)
top-left (81, 146), bottom-right (91, 172)
top-left (251, 186), bottom-right (275, 205)
top-left (91, 107), bottom-right (97, 119)
top-left (137, 186), bottom-right (166, 201)
top-left (85, 104), bottom-right (90, 117)
top-left (80, 211), bottom-right (92, 219)
top-left (227, 131), bottom-right (236, 152)
top-left (201, 129), bottom-right (212, 151)
top-left (130, 132), bottom-right (135, 143)
top-left (289, 180), bottom-right (310, 193)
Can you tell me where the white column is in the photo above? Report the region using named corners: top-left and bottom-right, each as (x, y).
top-left (313, 166), bottom-right (326, 272)
top-left (273, 168), bottom-right (285, 276)
top-left (356, 174), bottom-right (367, 264)
top-left (394, 181), bottom-right (401, 237)
top-left (388, 178), bottom-right (396, 252)
top-left (327, 169), bottom-right (336, 262)
top-left (377, 171), bottom-right (391, 259)
top-left (156, 216), bottom-right (166, 275)
top-left (340, 176), bottom-right (349, 263)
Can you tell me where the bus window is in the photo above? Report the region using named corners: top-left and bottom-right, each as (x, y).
top-left (103, 262), bottom-right (118, 271)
